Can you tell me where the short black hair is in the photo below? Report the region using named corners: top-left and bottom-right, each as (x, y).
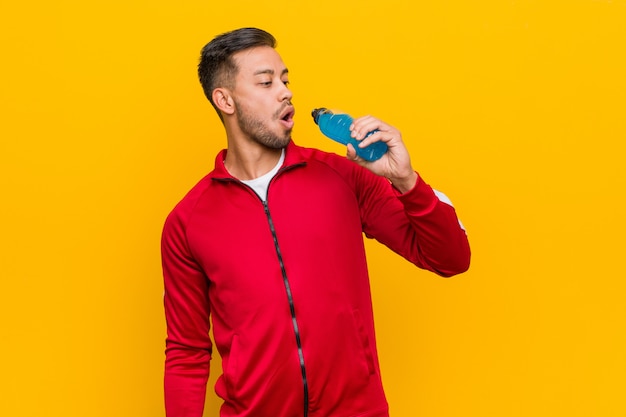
top-left (198, 27), bottom-right (277, 120)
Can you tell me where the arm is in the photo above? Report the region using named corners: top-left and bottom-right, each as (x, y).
top-left (162, 210), bottom-right (212, 416)
top-left (347, 115), bottom-right (470, 276)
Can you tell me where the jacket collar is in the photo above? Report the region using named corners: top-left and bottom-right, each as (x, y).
top-left (209, 140), bottom-right (307, 180)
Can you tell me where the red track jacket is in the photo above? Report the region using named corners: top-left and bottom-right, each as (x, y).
top-left (161, 141), bottom-right (470, 417)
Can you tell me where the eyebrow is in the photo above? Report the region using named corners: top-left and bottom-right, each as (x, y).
top-left (253, 68), bottom-right (289, 76)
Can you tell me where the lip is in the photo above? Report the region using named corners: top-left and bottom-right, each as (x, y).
top-left (279, 106), bottom-right (295, 129)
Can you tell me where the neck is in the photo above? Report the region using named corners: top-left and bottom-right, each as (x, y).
top-left (224, 141), bottom-right (283, 180)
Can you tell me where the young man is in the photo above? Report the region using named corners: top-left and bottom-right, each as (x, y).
top-left (162, 27), bottom-right (470, 417)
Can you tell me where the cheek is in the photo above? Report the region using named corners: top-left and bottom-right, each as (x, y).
top-left (237, 93), bottom-right (264, 111)
top-left (234, 92), bottom-right (277, 121)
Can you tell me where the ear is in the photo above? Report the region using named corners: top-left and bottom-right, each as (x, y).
top-left (212, 88), bottom-right (235, 116)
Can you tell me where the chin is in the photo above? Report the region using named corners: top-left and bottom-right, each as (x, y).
top-left (257, 138), bottom-right (289, 150)
top-left (265, 133), bottom-right (292, 149)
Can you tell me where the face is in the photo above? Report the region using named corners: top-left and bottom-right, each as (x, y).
top-left (229, 46), bottom-right (295, 149)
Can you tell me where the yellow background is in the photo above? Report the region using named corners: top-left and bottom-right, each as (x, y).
top-left (1, 1), bottom-right (625, 416)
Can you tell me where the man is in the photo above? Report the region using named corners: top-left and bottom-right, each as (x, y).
top-left (162, 27), bottom-right (470, 417)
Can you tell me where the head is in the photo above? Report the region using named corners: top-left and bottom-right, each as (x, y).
top-left (198, 27), bottom-right (279, 120)
top-left (197, 28), bottom-right (294, 149)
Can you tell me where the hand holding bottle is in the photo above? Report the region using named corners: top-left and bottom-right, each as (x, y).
top-left (311, 108), bottom-right (388, 161)
top-left (347, 114), bottom-right (418, 194)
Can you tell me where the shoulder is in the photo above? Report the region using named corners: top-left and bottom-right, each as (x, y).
top-left (163, 174), bottom-right (214, 233)
top-left (288, 141), bottom-right (369, 177)
top-left (287, 141), bottom-right (390, 198)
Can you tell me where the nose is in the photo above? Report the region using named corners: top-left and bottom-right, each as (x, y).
top-left (279, 82), bottom-right (293, 102)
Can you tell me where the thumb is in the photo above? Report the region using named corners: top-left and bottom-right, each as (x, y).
top-left (346, 143), bottom-right (359, 161)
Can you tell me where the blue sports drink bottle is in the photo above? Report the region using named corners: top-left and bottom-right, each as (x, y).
top-left (311, 108), bottom-right (388, 161)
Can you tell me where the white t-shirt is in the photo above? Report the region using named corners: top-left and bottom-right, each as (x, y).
top-left (241, 149), bottom-right (285, 202)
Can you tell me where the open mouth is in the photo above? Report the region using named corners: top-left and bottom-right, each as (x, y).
top-left (281, 108), bottom-right (294, 122)
top-left (279, 107), bottom-right (295, 127)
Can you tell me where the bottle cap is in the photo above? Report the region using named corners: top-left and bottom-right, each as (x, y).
top-left (311, 107), bottom-right (329, 124)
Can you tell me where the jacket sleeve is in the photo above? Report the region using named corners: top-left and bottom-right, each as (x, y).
top-left (358, 171), bottom-right (471, 277)
top-left (161, 209), bottom-right (212, 416)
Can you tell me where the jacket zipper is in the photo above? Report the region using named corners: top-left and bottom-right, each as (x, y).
top-left (214, 164), bottom-right (310, 416)
top-left (263, 200), bottom-right (309, 417)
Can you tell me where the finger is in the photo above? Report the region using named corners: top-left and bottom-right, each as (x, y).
top-left (357, 130), bottom-right (387, 148)
top-left (346, 143), bottom-right (359, 160)
top-left (351, 116), bottom-right (386, 140)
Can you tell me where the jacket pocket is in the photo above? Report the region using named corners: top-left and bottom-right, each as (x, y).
top-left (223, 334), bottom-right (240, 398)
top-left (350, 309), bottom-right (376, 376)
